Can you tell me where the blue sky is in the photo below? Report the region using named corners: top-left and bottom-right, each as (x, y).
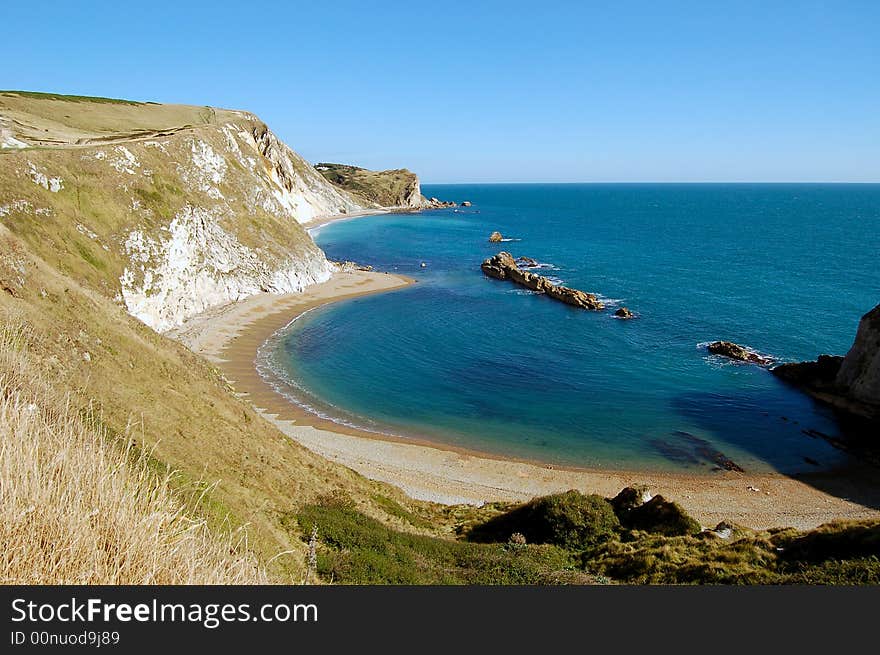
top-left (2, 1), bottom-right (878, 182)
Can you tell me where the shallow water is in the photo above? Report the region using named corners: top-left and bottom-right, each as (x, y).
top-left (264, 184), bottom-right (880, 473)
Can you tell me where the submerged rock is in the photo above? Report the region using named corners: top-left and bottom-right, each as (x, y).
top-left (481, 252), bottom-right (604, 311)
top-left (614, 307), bottom-right (634, 319)
top-left (707, 340), bottom-right (773, 365)
top-left (489, 231), bottom-right (504, 243)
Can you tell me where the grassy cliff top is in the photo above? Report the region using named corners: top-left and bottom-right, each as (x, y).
top-left (315, 162), bottom-right (423, 208)
top-left (0, 90), bottom-right (249, 148)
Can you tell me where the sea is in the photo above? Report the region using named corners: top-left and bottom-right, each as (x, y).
top-left (260, 184), bottom-right (880, 474)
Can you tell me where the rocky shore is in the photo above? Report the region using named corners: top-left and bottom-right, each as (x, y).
top-left (481, 251), bottom-right (604, 310)
top-left (772, 304), bottom-right (880, 420)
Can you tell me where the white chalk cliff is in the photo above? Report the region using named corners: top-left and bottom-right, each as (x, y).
top-left (0, 94), bottom-right (370, 332)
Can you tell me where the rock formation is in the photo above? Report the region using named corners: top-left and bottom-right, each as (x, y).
top-left (461, 201), bottom-right (472, 207)
top-left (515, 256), bottom-right (538, 267)
top-left (773, 304), bottom-right (880, 419)
top-left (481, 252), bottom-right (604, 310)
top-left (614, 307), bottom-right (634, 319)
top-left (424, 196), bottom-right (457, 209)
top-left (836, 304), bottom-right (880, 406)
top-left (489, 231), bottom-right (503, 242)
top-left (707, 341), bottom-right (773, 365)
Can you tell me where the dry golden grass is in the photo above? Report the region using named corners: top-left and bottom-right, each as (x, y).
top-left (0, 323), bottom-right (268, 584)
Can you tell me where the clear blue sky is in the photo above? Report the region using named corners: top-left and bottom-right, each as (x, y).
top-left (2, 1), bottom-right (878, 182)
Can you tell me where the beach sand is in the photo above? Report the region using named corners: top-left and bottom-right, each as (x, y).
top-left (169, 270), bottom-right (880, 530)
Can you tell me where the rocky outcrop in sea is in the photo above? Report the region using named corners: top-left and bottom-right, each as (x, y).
top-left (481, 251), bottom-right (604, 311)
top-left (707, 341), bottom-right (773, 365)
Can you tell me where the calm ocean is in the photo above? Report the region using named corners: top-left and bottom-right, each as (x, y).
top-left (262, 184), bottom-right (879, 473)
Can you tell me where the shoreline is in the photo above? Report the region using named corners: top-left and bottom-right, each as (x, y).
top-left (169, 270), bottom-right (880, 530)
top-left (302, 205), bottom-right (422, 233)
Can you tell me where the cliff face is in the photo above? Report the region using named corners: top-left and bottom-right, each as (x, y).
top-left (0, 92), bottom-right (366, 331)
top-left (836, 304), bottom-right (880, 407)
top-left (315, 162), bottom-right (427, 208)
top-left (772, 303), bottom-right (880, 419)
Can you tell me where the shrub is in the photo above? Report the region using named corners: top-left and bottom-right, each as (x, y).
top-left (468, 490), bottom-right (621, 550)
top-left (620, 495), bottom-right (701, 537)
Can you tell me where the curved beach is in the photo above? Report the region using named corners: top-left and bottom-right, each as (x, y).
top-left (168, 269), bottom-right (880, 530)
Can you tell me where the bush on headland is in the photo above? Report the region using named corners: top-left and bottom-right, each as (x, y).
top-left (467, 490), bottom-right (621, 549)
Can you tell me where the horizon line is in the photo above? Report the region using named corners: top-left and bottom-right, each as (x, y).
top-left (421, 180), bottom-right (880, 185)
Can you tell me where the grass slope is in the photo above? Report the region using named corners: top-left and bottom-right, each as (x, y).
top-left (0, 322), bottom-right (268, 584)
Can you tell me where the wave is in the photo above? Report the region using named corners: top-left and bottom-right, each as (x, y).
top-left (517, 262), bottom-right (559, 271)
top-left (595, 295), bottom-right (625, 308)
top-left (499, 237), bottom-right (521, 242)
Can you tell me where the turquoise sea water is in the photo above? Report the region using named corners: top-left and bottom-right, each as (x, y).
top-left (263, 184), bottom-right (879, 473)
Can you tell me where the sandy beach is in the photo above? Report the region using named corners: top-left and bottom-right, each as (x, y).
top-left (169, 269), bottom-right (880, 531)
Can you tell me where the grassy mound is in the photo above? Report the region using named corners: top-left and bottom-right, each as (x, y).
top-left (467, 490), bottom-right (621, 550)
top-left (620, 495), bottom-right (702, 536)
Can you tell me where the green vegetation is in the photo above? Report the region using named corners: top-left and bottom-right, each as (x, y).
top-left (294, 498), bottom-right (579, 584)
top-left (369, 493), bottom-right (434, 530)
top-left (619, 495), bottom-right (702, 536)
top-left (1, 90), bottom-right (145, 105)
top-left (468, 490), bottom-right (620, 549)
top-left (290, 492), bottom-right (880, 585)
top-left (73, 240), bottom-right (107, 272)
top-left (589, 522), bottom-right (880, 584)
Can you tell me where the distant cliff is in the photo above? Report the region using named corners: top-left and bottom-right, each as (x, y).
top-left (773, 303), bottom-right (880, 419)
top-left (0, 91), bottom-right (367, 331)
top-left (315, 162), bottom-right (435, 209)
